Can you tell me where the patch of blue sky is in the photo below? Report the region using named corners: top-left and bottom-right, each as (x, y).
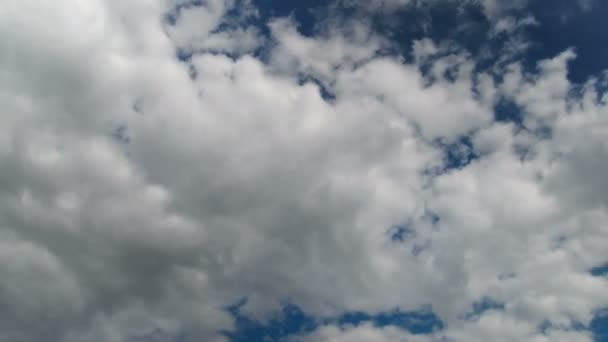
top-left (590, 263), bottom-right (608, 278)
top-left (537, 319), bottom-right (587, 336)
top-left (592, 309), bottom-right (608, 342)
top-left (389, 224), bottom-right (415, 242)
top-left (494, 99), bottom-right (524, 126)
top-left (331, 307), bottom-right (444, 334)
top-left (462, 297), bottom-right (505, 321)
top-left (535, 309), bottom-right (608, 342)
top-left (252, 0), bottom-right (323, 37)
top-left (526, 0), bottom-right (608, 84)
top-left (223, 300), bottom-right (443, 341)
top-left (438, 135), bottom-right (479, 172)
top-left (223, 302), bottom-right (317, 342)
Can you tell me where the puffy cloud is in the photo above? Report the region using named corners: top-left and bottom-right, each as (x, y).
top-left (297, 317), bottom-right (594, 342)
top-left (1, 0), bottom-right (607, 341)
top-left (296, 323), bottom-right (436, 342)
top-left (164, 0), bottom-right (263, 56)
top-left (444, 311), bottom-right (594, 342)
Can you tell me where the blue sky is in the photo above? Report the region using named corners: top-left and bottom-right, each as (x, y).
top-left (1, 0), bottom-right (608, 341)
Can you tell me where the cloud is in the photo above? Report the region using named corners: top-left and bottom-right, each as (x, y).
top-left (164, 0), bottom-right (263, 57)
top-left (296, 323), bottom-right (437, 342)
top-left (0, 0), bottom-right (607, 341)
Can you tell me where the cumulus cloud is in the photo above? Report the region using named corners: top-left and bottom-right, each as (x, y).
top-left (0, 0), bottom-right (607, 341)
top-left (295, 323), bottom-right (437, 342)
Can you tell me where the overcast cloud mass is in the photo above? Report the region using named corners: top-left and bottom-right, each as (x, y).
top-left (1, 0), bottom-right (607, 341)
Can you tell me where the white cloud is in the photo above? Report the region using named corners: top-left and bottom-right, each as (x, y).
top-left (295, 323), bottom-right (437, 342)
top-left (444, 311), bottom-right (594, 342)
top-left (164, 0), bottom-right (263, 56)
top-left (1, 0), bottom-right (607, 341)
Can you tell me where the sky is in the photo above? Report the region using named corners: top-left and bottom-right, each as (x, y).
top-left (1, 0), bottom-right (607, 341)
